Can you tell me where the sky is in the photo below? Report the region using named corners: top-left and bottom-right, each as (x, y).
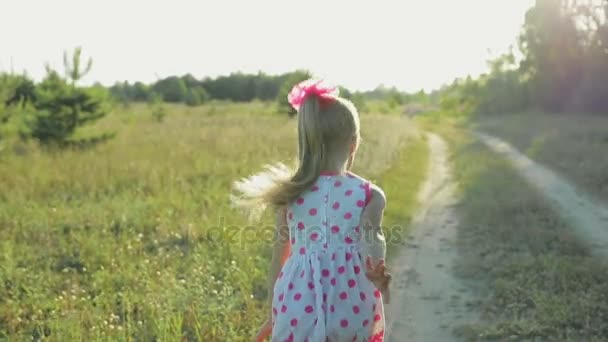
top-left (1, 0), bottom-right (534, 92)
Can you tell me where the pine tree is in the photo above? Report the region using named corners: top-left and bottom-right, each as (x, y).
top-left (28, 48), bottom-right (111, 146)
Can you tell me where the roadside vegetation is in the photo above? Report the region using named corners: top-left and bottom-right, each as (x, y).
top-left (420, 117), bottom-right (608, 341)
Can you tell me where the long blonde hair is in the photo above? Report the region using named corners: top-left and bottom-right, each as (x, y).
top-left (231, 94), bottom-right (360, 219)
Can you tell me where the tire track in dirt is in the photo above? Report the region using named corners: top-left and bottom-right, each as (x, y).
top-left (476, 132), bottom-right (608, 258)
top-left (386, 133), bottom-right (478, 341)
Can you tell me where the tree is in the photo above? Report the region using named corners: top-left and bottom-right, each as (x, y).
top-left (180, 74), bottom-right (199, 88)
top-left (570, 0), bottom-right (608, 112)
top-left (153, 76), bottom-right (188, 103)
top-left (3, 74), bottom-right (36, 108)
top-left (185, 87), bottom-right (209, 107)
top-left (132, 82), bottom-right (152, 101)
top-left (277, 70), bottom-right (312, 116)
top-left (254, 72), bottom-right (282, 100)
top-left (440, 0), bottom-right (607, 116)
top-left (0, 74), bottom-right (34, 143)
top-left (109, 81), bottom-right (153, 103)
top-left (519, 0), bottom-right (584, 111)
top-left (26, 49), bottom-right (110, 146)
top-left (338, 86), bottom-right (367, 113)
top-left (63, 47), bottom-right (93, 85)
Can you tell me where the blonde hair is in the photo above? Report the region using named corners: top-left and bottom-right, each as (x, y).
top-left (231, 95), bottom-right (360, 219)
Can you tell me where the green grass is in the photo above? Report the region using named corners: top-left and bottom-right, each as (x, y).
top-left (377, 131), bottom-right (429, 256)
top-left (420, 116), bottom-right (608, 341)
top-left (475, 111), bottom-right (608, 203)
top-left (0, 102), bottom-right (427, 341)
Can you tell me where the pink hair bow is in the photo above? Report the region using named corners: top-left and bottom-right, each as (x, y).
top-left (287, 78), bottom-right (339, 111)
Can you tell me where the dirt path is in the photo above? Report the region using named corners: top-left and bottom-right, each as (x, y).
top-left (476, 132), bottom-right (608, 258)
top-left (385, 133), bottom-right (478, 341)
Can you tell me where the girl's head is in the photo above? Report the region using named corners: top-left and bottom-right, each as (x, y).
top-left (296, 89), bottom-right (360, 178)
top-left (232, 79), bottom-right (361, 215)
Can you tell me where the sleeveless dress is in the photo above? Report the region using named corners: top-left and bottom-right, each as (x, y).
top-left (271, 171), bottom-right (385, 342)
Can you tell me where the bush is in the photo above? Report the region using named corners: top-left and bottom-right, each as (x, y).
top-left (148, 94), bottom-right (167, 122)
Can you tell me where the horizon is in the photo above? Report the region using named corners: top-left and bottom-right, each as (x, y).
top-left (2, 0), bottom-right (534, 93)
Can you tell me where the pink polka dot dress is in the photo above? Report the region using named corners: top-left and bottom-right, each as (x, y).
top-left (271, 171), bottom-right (385, 342)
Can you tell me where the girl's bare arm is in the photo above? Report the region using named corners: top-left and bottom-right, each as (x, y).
top-left (360, 185), bottom-right (387, 262)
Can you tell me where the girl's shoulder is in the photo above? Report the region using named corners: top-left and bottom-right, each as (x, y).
top-left (369, 183), bottom-right (386, 208)
top-left (345, 172), bottom-right (385, 206)
top-left (344, 171), bottom-right (368, 184)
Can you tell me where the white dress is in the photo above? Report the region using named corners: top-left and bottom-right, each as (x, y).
top-left (271, 171), bottom-right (385, 342)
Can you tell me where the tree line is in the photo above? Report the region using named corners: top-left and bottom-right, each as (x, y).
top-left (110, 72), bottom-right (292, 106)
top-left (437, 0), bottom-right (608, 116)
top-left (108, 70), bottom-right (374, 115)
top-left (0, 51), bottom-right (406, 148)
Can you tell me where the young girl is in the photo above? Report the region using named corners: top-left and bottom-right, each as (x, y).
top-left (232, 79), bottom-right (391, 342)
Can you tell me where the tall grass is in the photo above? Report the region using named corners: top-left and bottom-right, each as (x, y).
top-left (377, 133), bottom-right (429, 255)
top-left (0, 102), bottom-right (425, 341)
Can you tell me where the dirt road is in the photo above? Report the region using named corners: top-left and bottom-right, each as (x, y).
top-left (385, 130), bottom-right (608, 341)
top-left (385, 133), bottom-right (478, 341)
top-left (476, 132), bottom-right (608, 258)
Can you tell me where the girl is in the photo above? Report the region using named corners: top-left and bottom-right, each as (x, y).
top-left (232, 79), bottom-right (391, 342)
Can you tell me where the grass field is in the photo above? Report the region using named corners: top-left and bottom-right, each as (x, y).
top-left (420, 117), bottom-right (608, 341)
top-left (475, 112), bottom-right (608, 203)
top-left (0, 102), bottom-right (428, 341)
